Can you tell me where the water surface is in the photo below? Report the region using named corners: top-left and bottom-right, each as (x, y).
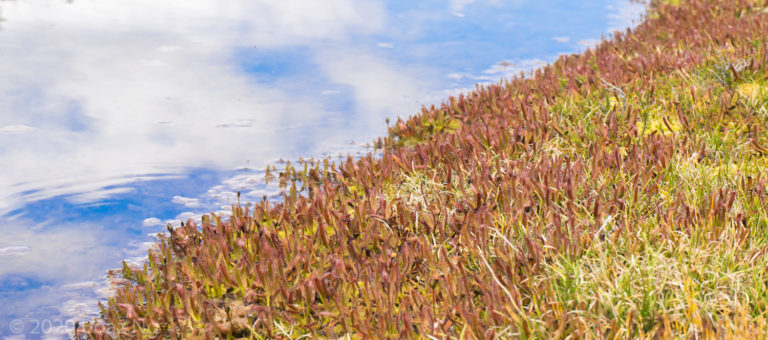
top-left (0, 0), bottom-right (644, 337)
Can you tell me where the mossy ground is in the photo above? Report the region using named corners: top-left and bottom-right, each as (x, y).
top-left (82, 0), bottom-right (768, 338)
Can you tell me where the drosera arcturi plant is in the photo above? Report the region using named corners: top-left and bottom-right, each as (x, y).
top-left (80, 0), bottom-right (768, 338)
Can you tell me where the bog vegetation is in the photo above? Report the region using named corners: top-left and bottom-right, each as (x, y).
top-left (83, 0), bottom-right (768, 338)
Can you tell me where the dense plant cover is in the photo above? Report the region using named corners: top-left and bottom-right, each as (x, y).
top-left (83, 0), bottom-right (768, 338)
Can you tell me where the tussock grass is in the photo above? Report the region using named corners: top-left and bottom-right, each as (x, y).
top-left (82, 0), bottom-right (768, 338)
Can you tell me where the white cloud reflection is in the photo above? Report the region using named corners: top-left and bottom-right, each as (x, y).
top-left (0, 219), bottom-right (134, 324)
top-left (607, 0), bottom-right (647, 33)
top-left (0, 246), bottom-right (31, 258)
top-left (0, 0), bottom-right (412, 215)
top-left (0, 124), bottom-right (35, 134)
top-left (317, 48), bottom-right (435, 126)
top-left (450, 0), bottom-right (507, 14)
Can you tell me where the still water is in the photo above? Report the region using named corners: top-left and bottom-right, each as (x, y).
top-left (0, 0), bottom-right (644, 337)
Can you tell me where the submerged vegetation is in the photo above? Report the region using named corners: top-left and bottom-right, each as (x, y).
top-left (83, 0), bottom-right (768, 338)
